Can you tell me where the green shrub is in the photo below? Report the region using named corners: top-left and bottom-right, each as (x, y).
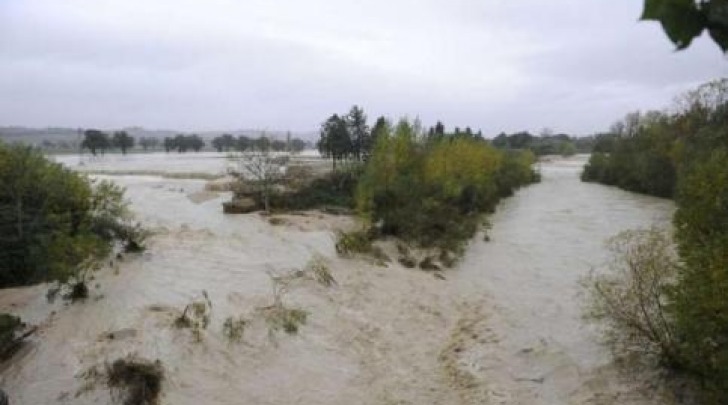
top-left (267, 167), bottom-right (362, 211)
top-left (356, 119), bottom-right (537, 257)
top-left (335, 230), bottom-right (373, 256)
top-left (671, 148), bottom-right (728, 402)
top-left (580, 79), bottom-right (728, 403)
top-left (0, 314), bottom-right (22, 357)
top-left (0, 143), bottom-right (148, 290)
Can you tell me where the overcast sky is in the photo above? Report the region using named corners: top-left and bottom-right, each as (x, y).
top-left (0, 0), bottom-right (725, 136)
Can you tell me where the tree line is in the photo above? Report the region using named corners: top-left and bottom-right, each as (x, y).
top-left (162, 134), bottom-right (205, 153)
top-left (81, 130), bottom-right (135, 155)
top-left (582, 78), bottom-right (728, 403)
top-left (79, 129), bottom-right (310, 155)
top-left (210, 133), bottom-right (307, 153)
top-left (491, 130), bottom-right (593, 156)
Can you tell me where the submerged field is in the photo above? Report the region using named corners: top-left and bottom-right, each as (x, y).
top-left (0, 154), bottom-right (675, 404)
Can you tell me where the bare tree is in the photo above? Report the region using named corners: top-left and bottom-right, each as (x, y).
top-left (582, 228), bottom-right (680, 367)
top-left (227, 147), bottom-right (289, 213)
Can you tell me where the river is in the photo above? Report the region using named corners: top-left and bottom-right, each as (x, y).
top-left (452, 155), bottom-right (674, 403)
top-left (0, 154), bottom-right (676, 404)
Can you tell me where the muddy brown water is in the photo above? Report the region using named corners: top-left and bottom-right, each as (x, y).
top-left (1, 155), bottom-right (674, 404)
top-left (452, 156), bottom-right (674, 403)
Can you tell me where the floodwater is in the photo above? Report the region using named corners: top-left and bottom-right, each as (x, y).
top-left (452, 156), bottom-right (674, 403)
top-left (51, 150), bottom-right (325, 178)
top-left (0, 155), bottom-right (675, 404)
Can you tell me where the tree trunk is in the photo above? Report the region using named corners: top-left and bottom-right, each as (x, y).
top-left (16, 197), bottom-right (23, 240)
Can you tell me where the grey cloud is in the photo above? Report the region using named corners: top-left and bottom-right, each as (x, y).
top-left (0, 0), bottom-right (725, 135)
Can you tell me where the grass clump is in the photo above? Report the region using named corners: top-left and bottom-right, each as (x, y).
top-left (335, 229), bottom-right (390, 265)
top-left (106, 356), bottom-right (164, 405)
top-left (263, 305), bottom-right (308, 335)
top-left (305, 255), bottom-right (336, 287)
top-left (222, 316), bottom-right (248, 343)
top-left (335, 230), bottom-right (373, 257)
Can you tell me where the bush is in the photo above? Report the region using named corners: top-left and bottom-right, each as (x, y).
top-left (671, 149), bottom-right (728, 402)
top-left (267, 167), bottom-right (361, 211)
top-left (583, 229), bottom-right (681, 367)
top-left (0, 143), bottom-right (148, 290)
top-left (335, 230), bottom-right (373, 257)
top-left (0, 314), bottom-right (22, 358)
top-left (580, 111), bottom-right (677, 198)
top-left (356, 119), bottom-right (537, 257)
top-left (106, 356), bottom-right (164, 405)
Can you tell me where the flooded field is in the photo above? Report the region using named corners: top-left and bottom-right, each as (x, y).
top-left (0, 155), bottom-right (675, 404)
top-left (51, 151), bottom-right (327, 178)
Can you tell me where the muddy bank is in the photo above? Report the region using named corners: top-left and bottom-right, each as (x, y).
top-left (0, 157), bottom-right (675, 404)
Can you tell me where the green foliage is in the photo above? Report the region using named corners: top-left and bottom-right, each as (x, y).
top-left (581, 110), bottom-right (677, 198)
top-left (583, 79), bottom-right (728, 403)
top-left (0, 144), bottom-right (146, 289)
top-left (335, 230), bottom-right (373, 257)
top-left (496, 150), bottom-right (541, 198)
top-left (0, 313), bottom-right (22, 356)
top-left (356, 118), bottom-right (537, 256)
top-left (318, 114), bottom-right (352, 169)
top-left (347, 105), bottom-right (371, 161)
top-left (671, 148), bottom-right (728, 401)
top-left (89, 180), bottom-right (150, 253)
top-left (82, 129), bottom-right (111, 156)
top-left (318, 105), bottom-right (376, 168)
top-left (491, 131), bottom-right (588, 156)
top-left (211, 134), bottom-right (236, 152)
top-left (111, 131), bottom-right (135, 155)
top-left (266, 167), bottom-right (361, 211)
top-left (162, 134), bottom-right (205, 153)
top-left (641, 0), bottom-right (728, 52)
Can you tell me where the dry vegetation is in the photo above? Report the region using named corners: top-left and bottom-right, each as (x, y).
top-left (582, 228), bottom-right (680, 367)
top-left (174, 291), bottom-right (213, 342)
